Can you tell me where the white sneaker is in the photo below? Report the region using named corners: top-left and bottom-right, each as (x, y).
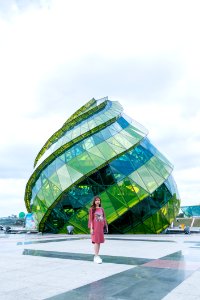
top-left (94, 255), bottom-right (102, 264)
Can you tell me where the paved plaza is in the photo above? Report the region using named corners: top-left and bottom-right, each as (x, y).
top-left (0, 232), bottom-right (200, 299)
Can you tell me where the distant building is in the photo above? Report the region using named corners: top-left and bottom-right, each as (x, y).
top-left (24, 97), bottom-right (180, 234)
top-left (0, 216), bottom-right (24, 227)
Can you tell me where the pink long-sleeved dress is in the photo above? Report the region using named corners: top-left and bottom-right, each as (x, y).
top-left (88, 207), bottom-right (107, 244)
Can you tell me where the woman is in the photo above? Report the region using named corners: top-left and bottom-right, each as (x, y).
top-left (88, 196), bottom-right (108, 264)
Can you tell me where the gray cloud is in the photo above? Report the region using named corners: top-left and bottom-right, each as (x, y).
top-left (0, 144), bottom-right (38, 179)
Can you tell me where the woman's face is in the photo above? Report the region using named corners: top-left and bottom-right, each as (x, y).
top-left (95, 198), bottom-right (101, 205)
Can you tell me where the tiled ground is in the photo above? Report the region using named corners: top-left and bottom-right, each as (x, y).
top-left (0, 233), bottom-right (200, 299)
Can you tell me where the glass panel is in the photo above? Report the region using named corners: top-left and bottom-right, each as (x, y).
top-left (110, 154), bottom-right (135, 176)
top-left (87, 152), bottom-right (106, 168)
top-left (135, 165), bottom-right (153, 193)
top-left (41, 180), bottom-right (54, 206)
top-left (50, 181), bottom-right (62, 199)
top-left (67, 165), bottom-right (83, 182)
top-left (84, 137), bottom-right (95, 150)
top-left (49, 173), bottom-right (62, 190)
top-left (114, 133), bottom-right (133, 149)
top-left (106, 135), bottom-right (126, 149)
top-left (57, 165), bottom-right (72, 190)
top-left (117, 179), bottom-right (141, 208)
top-left (106, 188), bottom-right (128, 217)
top-left (87, 146), bottom-right (107, 160)
top-left (128, 171), bottom-right (148, 192)
top-left (100, 191), bottom-right (119, 223)
top-left (117, 116), bottom-right (130, 129)
top-left (97, 142), bottom-right (118, 160)
top-left (142, 216), bottom-right (156, 233)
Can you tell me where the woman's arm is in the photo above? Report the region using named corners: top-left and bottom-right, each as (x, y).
top-left (102, 208), bottom-right (108, 231)
top-left (88, 208), bottom-right (94, 234)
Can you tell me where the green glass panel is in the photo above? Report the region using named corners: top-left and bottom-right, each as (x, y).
top-left (80, 123), bottom-right (89, 134)
top-left (106, 136), bottom-right (126, 150)
top-left (72, 127), bottom-right (81, 139)
top-left (120, 130), bottom-right (140, 145)
top-left (107, 142), bottom-right (125, 154)
top-left (88, 119), bottom-right (98, 130)
top-left (162, 163), bottom-right (174, 175)
top-left (114, 133), bottom-right (133, 149)
top-left (127, 179), bottom-right (149, 202)
top-left (37, 189), bottom-right (49, 208)
top-left (84, 138), bottom-right (95, 150)
top-left (87, 146), bottom-right (107, 160)
top-left (49, 173), bottom-right (62, 190)
top-left (128, 171), bottom-right (148, 192)
top-left (97, 142), bottom-right (118, 160)
top-left (136, 165), bottom-right (157, 193)
top-left (145, 164), bottom-right (164, 189)
top-left (149, 156), bottom-right (171, 179)
top-left (87, 152), bottom-right (106, 168)
top-left (106, 191), bottom-right (128, 217)
top-left (68, 157), bottom-right (83, 172)
top-left (37, 188), bottom-right (45, 201)
top-left (143, 216), bottom-right (156, 233)
top-left (31, 196), bottom-right (40, 213)
top-left (66, 165), bottom-right (83, 182)
top-left (166, 195), bottom-right (176, 219)
top-left (77, 152), bottom-right (96, 173)
top-left (100, 191), bottom-right (119, 223)
top-left (101, 112), bottom-right (111, 120)
top-left (57, 165), bottom-right (72, 190)
top-left (154, 151), bottom-right (173, 168)
top-left (151, 211), bottom-right (167, 233)
top-left (107, 184), bottom-right (128, 208)
top-left (125, 125), bottom-right (145, 137)
top-left (62, 135), bottom-right (70, 144)
top-left (131, 223), bottom-right (150, 234)
top-left (117, 179), bottom-right (141, 208)
top-left (37, 198), bottom-right (48, 213)
top-left (49, 181), bottom-right (62, 199)
top-left (41, 180), bottom-right (54, 206)
top-left (75, 208), bottom-right (88, 220)
top-left (138, 165), bottom-right (160, 193)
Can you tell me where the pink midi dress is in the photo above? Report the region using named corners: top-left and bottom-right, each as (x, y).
top-left (88, 207), bottom-right (107, 244)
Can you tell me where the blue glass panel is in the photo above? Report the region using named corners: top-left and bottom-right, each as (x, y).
top-left (74, 144), bottom-right (84, 156)
top-left (56, 158), bottom-right (65, 169)
top-left (47, 161), bottom-right (56, 178)
top-left (109, 165), bottom-right (126, 182)
top-left (181, 206), bottom-right (200, 217)
top-left (92, 134), bottom-right (104, 144)
top-left (101, 127), bottom-right (112, 140)
top-left (127, 145), bottom-right (153, 168)
top-left (117, 116), bottom-right (130, 129)
top-left (110, 155), bottom-right (135, 176)
top-left (65, 150), bottom-right (74, 162)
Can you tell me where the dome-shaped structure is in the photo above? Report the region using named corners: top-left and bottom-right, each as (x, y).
top-left (24, 97), bottom-right (180, 233)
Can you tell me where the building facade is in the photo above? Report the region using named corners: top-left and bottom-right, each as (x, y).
top-left (24, 97), bottom-right (180, 233)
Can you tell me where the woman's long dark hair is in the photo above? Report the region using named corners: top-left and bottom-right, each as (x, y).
top-left (91, 195), bottom-right (102, 213)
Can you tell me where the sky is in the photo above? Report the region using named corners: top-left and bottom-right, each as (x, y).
top-left (0, 0), bottom-right (200, 217)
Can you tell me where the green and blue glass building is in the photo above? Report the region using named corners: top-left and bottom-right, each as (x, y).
top-left (24, 97), bottom-right (180, 233)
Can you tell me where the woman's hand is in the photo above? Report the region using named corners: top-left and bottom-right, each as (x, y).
top-left (90, 228), bottom-right (94, 235)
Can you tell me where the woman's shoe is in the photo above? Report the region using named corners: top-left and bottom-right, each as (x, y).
top-left (94, 255), bottom-right (102, 264)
